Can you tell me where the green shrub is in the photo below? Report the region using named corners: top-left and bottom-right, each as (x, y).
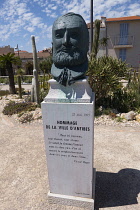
top-left (3, 101), bottom-right (37, 115)
top-left (22, 75), bottom-right (33, 84)
top-left (39, 57), bottom-right (53, 74)
top-left (19, 112), bottom-right (33, 123)
top-left (0, 77), bottom-right (9, 84)
top-left (14, 75), bottom-right (33, 84)
top-left (39, 74), bottom-right (52, 102)
top-left (95, 107), bottom-right (102, 117)
top-left (116, 116), bottom-right (124, 122)
top-left (111, 70), bottom-right (140, 112)
top-left (0, 90), bottom-right (9, 97)
top-left (109, 112), bottom-right (116, 119)
top-left (102, 108), bottom-right (112, 115)
top-left (87, 56), bottom-right (140, 112)
top-left (87, 56), bottom-right (130, 105)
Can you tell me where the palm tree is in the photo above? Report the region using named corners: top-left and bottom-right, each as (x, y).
top-left (0, 53), bottom-right (21, 94)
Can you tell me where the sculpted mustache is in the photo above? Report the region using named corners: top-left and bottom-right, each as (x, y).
top-left (56, 47), bottom-right (77, 53)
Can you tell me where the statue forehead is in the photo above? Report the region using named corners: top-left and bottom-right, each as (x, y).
top-left (53, 15), bottom-right (84, 30)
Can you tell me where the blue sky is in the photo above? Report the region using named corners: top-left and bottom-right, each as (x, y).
top-left (0, 0), bottom-right (140, 52)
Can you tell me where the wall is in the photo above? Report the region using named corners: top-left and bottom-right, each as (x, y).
top-left (107, 20), bottom-right (140, 69)
top-left (0, 45), bottom-right (14, 55)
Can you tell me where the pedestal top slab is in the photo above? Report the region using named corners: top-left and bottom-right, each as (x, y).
top-left (44, 78), bottom-right (93, 103)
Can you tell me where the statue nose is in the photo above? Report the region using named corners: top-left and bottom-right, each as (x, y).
top-left (63, 31), bottom-right (69, 46)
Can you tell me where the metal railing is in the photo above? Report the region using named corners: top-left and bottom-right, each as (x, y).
top-left (113, 35), bottom-right (134, 47)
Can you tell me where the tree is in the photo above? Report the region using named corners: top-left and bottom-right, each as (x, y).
top-left (0, 53), bottom-right (21, 94)
top-left (99, 37), bottom-right (108, 47)
top-left (91, 19), bottom-right (109, 58)
top-left (0, 62), bottom-right (6, 76)
top-left (25, 61), bottom-right (33, 75)
top-left (39, 57), bottom-right (52, 91)
top-left (17, 68), bottom-right (25, 98)
top-left (39, 57), bottom-right (52, 74)
top-left (91, 19), bottom-right (101, 59)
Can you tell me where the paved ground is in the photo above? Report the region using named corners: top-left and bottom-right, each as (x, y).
top-left (0, 84), bottom-right (32, 92)
top-left (0, 103), bottom-right (140, 210)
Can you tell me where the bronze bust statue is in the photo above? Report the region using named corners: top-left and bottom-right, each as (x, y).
top-left (51, 12), bottom-right (89, 86)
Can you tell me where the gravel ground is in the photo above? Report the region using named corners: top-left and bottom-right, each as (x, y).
top-left (0, 95), bottom-right (140, 210)
top-left (0, 84), bottom-right (32, 92)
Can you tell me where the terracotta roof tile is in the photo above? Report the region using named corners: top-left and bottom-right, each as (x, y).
top-left (106, 16), bottom-right (140, 22)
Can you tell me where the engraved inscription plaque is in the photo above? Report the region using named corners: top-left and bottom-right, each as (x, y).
top-left (42, 102), bottom-right (94, 198)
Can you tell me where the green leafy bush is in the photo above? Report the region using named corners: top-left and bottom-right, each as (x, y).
top-left (22, 76), bottom-right (33, 84)
top-left (0, 77), bottom-right (9, 84)
top-left (39, 74), bottom-right (52, 102)
top-left (3, 101), bottom-right (37, 115)
top-left (19, 112), bottom-right (33, 123)
top-left (0, 90), bottom-right (9, 97)
top-left (116, 116), bottom-right (124, 122)
top-left (14, 75), bottom-right (33, 84)
top-left (39, 57), bottom-right (53, 74)
top-left (111, 69), bottom-right (140, 112)
top-left (87, 56), bottom-right (138, 112)
top-left (87, 56), bottom-right (129, 104)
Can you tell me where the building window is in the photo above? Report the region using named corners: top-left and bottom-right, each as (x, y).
top-left (119, 23), bottom-right (129, 45)
top-left (119, 48), bottom-right (126, 61)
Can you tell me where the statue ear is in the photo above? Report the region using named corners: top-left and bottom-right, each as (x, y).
top-left (52, 42), bottom-right (53, 54)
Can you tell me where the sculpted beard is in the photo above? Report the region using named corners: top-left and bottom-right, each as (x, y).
top-left (53, 50), bottom-right (86, 67)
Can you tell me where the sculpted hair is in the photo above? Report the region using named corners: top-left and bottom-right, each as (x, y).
top-left (53, 12), bottom-right (88, 30)
top-left (60, 12), bottom-right (87, 25)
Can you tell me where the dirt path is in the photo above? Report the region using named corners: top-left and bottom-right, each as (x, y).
top-left (0, 106), bottom-right (140, 210)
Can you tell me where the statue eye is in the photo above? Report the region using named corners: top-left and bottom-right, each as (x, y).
top-left (71, 32), bottom-right (79, 39)
top-left (55, 33), bottom-right (62, 38)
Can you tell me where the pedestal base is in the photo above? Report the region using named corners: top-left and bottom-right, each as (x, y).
top-left (48, 192), bottom-right (94, 209)
top-left (48, 168), bottom-right (96, 209)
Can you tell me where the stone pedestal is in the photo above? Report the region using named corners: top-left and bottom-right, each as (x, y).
top-left (41, 78), bottom-right (95, 209)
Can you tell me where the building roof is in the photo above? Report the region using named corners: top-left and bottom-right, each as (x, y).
top-left (87, 16), bottom-right (140, 28)
top-left (15, 51), bottom-right (51, 59)
top-left (15, 50), bottom-right (28, 53)
top-left (106, 16), bottom-right (140, 22)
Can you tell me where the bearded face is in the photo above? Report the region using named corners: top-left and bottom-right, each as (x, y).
top-left (52, 13), bottom-right (89, 68)
top-left (53, 48), bottom-right (86, 67)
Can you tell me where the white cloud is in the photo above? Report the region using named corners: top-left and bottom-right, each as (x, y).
top-left (34, 35), bottom-right (40, 43)
top-left (31, 17), bottom-right (42, 26)
top-left (22, 12), bottom-right (34, 21)
top-left (128, 3), bottom-right (140, 16)
top-left (42, 3), bottom-right (58, 18)
top-left (17, 3), bottom-right (28, 15)
top-left (33, 0), bottom-right (48, 8)
top-left (25, 26), bottom-right (35, 32)
top-left (46, 25), bottom-right (52, 39)
top-left (23, 34), bottom-right (28, 38)
top-left (52, 6), bottom-right (57, 10)
top-left (50, 13), bottom-right (57, 18)
top-left (42, 8), bottom-right (51, 15)
top-left (0, 0), bottom-right (49, 42)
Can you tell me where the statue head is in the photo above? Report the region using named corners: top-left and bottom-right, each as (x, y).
top-left (51, 13), bottom-right (89, 86)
